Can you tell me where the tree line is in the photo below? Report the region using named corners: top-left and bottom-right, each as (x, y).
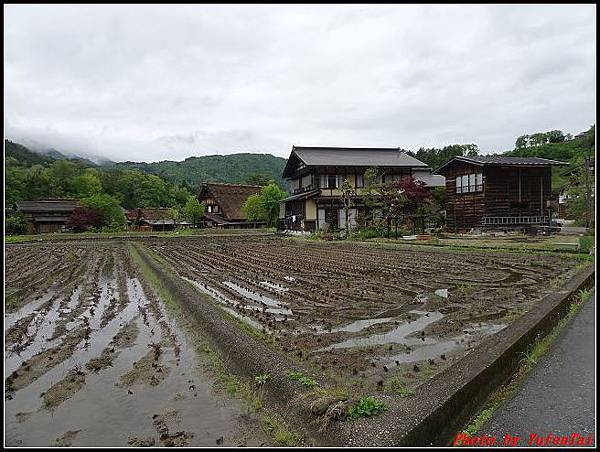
top-left (5, 141), bottom-right (204, 233)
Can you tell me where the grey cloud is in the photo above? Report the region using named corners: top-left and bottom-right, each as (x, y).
top-left (4, 4), bottom-right (596, 162)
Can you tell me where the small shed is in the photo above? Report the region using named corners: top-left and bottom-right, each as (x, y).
top-left (16, 199), bottom-right (80, 234)
top-left (434, 156), bottom-right (567, 231)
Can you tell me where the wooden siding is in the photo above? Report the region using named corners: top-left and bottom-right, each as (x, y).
top-left (444, 162), bottom-right (554, 230)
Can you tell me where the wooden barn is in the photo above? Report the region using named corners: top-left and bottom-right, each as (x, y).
top-left (434, 156), bottom-right (567, 231)
top-left (198, 183), bottom-right (266, 228)
top-left (16, 199), bottom-right (80, 234)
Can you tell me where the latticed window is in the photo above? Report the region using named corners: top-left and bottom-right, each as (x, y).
top-left (456, 173), bottom-right (483, 193)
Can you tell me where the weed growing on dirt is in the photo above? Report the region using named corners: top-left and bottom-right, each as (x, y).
top-left (456, 283), bottom-right (473, 295)
top-left (577, 287), bottom-right (592, 302)
top-left (384, 378), bottom-right (414, 398)
top-left (347, 396), bottom-right (388, 420)
top-left (287, 371), bottom-right (304, 380)
top-left (259, 415), bottom-right (302, 446)
top-left (255, 373), bottom-right (271, 386)
top-left (299, 376), bottom-right (319, 388)
top-left (287, 371), bottom-right (319, 388)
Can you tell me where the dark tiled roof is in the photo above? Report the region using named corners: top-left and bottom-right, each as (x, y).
top-left (434, 155), bottom-right (568, 174)
top-left (283, 146), bottom-right (428, 177)
top-left (199, 183), bottom-right (263, 221)
top-left (16, 200), bottom-right (80, 213)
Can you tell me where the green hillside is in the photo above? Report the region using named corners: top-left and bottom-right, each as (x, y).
top-left (504, 125), bottom-right (595, 193)
top-left (113, 153), bottom-right (288, 189)
top-left (6, 140), bottom-right (56, 166)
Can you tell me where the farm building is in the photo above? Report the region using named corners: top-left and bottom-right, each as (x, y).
top-left (15, 199), bottom-right (80, 234)
top-left (434, 156), bottom-right (567, 231)
top-left (198, 183), bottom-right (266, 228)
top-left (126, 208), bottom-right (191, 231)
top-left (279, 146), bottom-right (444, 232)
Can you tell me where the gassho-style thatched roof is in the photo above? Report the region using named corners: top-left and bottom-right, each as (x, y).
top-left (198, 183), bottom-right (263, 221)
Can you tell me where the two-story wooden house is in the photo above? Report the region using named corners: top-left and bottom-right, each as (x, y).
top-left (279, 146), bottom-right (444, 232)
top-left (434, 156), bottom-right (567, 231)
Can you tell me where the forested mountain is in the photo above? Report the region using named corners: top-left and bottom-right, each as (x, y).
top-left (113, 153), bottom-right (287, 190)
top-left (5, 140), bottom-right (56, 166)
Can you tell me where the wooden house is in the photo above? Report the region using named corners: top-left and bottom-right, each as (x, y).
top-left (434, 156), bottom-right (567, 231)
top-left (198, 183), bottom-right (266, 228)
top-left (279, 146), bottom-right (444, 232)
top-left (16, 199), bottom-right (80, 234)
top-left (127, 208), bottom-right (191, 231)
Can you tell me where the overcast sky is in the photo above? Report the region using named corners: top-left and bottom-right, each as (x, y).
top-left (4, 4), bottom-right (596, 162)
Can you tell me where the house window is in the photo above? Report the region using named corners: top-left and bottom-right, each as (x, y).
top-left (356, 174), bottom-right (364, 188)
top-left (328, 175), bottom-right (338, 188)
top-left (320, 175), bottom-right (340, 188)
top-left (318, 208), bottom-right (326, 226)
top-left (456, 173), bottom-right (483, 194)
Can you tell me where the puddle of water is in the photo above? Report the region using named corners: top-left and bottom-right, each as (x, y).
top-left (5, 296), bottom-right (64, 376)
top-left (382, 322), bottom-right (507, 364)
top-left (311, 317), bottom-right (394, 334)
top-left (183, 277), bottom-right (239, 308)
top-left (183, 278), bottom-right (271, 332)
top-left (319, 310), bottom-right (445, 351)
top-left (258, 281), bottom-right (288, 293)
top-left (4, 286), bottom-right (58, 329)
top-left (222, 281), bottom-right (289, 311)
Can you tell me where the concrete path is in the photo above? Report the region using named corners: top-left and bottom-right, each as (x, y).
top-left (480, 290), bottom-right (595, 447)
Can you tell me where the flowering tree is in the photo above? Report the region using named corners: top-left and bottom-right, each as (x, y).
top-left (392, 176), bottom-right (432, 234)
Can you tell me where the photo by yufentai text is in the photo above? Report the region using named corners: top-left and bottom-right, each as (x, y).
top-left (454, 432), bottom-right (594, 447)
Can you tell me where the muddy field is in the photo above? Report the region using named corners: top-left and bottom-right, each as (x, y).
top-left (4, 242), bottom-right (267, 447)
top-left (4, 236), bottom-right (586, 446)
top-left (145, 235), bottom-right (584, 393)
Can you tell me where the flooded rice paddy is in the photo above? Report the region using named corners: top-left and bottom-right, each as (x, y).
top-left (4, 236), bottom-right (584, 445)
top-left (145, 235), bottom-right (583, 391)
top-left (4, 242), bottom-right (265, 447)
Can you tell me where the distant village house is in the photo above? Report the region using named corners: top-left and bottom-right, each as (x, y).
top-left (126, 207), bottom-right (191, 232)
top-left (16, 199), bottom-right (80, 234)
top-left (198, 183), bottom-right (266, 228)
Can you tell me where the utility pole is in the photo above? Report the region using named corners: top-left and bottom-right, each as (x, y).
top-left (582, 126), bottom-right (594, 232)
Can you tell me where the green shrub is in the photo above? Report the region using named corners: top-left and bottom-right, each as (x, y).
top-left (347, 396), bottom-right (388, 420)
top-left (5, 211), bottom-right (27, 235)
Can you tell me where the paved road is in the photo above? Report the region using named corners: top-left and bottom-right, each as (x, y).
top-left (480, 290), bottom-right (596, 447)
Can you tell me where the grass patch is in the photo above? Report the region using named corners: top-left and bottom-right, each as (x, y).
top-left (287, 371), bottom-right (319, 388)
top-left (462, 284), bottom-right (593, 435)
top-left (259, 415), bottom-right (302, 446)
top-left (384, 378), bottom-right (415, 398)
top-left (579, 235), bottom-right (594, 254)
